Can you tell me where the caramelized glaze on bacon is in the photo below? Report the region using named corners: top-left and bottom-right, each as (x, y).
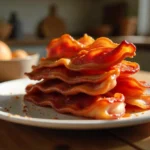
top-left (24, 92), bottom-right (125, 119)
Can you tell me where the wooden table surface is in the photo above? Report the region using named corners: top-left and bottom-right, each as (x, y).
top-left (0, 71), bottom-right (150, 150)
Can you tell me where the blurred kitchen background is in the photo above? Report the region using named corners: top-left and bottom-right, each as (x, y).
top-left (0, 0), bottom-right (150, 71)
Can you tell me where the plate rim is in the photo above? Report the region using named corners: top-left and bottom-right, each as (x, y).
top-left (0, 78), bottom-right (150, 129)
top-left (0, 110), bottom-right (150, 129)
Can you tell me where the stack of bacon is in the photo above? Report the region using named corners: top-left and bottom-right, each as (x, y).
top-left (24, 34), bottom-right (150, 119)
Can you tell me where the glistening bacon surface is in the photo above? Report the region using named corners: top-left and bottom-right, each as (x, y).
top-left (39, 40), bottom-right (136, 71)
top-left (26, 75), bottom-right (117, 96)
top-left (24, 92), bottom-right (125, 119)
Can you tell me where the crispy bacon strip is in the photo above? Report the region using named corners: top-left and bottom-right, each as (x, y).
top-left (115, 60), bottom-right (140, 76)
top-left (26, 74), bottom-right (117, 96)
top-left (112, 77), bottom-right (150, 97)
top-left (46, 34), bottom-right (84, 59)
top-left (31, 60), bottom-right (138, 77)
top-left (39, 40), bottom-right (136, 71)
top-left (126, 95), bottom-right (150, 109)
top-left (88, 37), bottom-right (118, 49)
top-left (24, 92), bottom-right (125, 119)
top-left (110, 77), bottom-right (150, 109)
top-left (72, 40), bottom-right (136, 66)
top-left (46, 34), bottom-right (117, 59)
top-left (81, 60), bottom-right (139, 75)
top-left (24, 34), bottom-right (148, 119)
top-left (26, 66), bottom-right (119, 83)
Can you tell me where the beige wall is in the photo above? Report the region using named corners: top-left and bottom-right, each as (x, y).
top-left (0, 0), bottom-right (101, 35)
top-left (0, 0), bottom-right (139, 36)
top-left (137, 0), bottom-right (150, 35)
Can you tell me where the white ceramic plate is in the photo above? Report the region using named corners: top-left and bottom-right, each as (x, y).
top-left (0, 78), bottom-right (150, 129)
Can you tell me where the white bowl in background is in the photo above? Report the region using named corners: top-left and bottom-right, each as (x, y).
top-left (0, 53), bottom-right (40, 81)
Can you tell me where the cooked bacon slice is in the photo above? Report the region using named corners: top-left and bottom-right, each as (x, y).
top-left (77, 34), bottom-right (95, 46)
top-left (26, 74), bottom-right (117, 96)
top-left (26, 65), bottom-right (119, 83)
top-left (24, 92), bottom-right (125, 119)
top-left (71, 40), bottom-right (135, 66)
top-left (31, 60), bottom-right (138, 78)
top-left (126, 94), bottom-right (150, 109)
top-left (24, 34), bottom-right (149, 119)
top-left (112, 77), bottom-right (150, 97)
top-left (38, 40), bottom-right (136, 71)
top-left (125, 95), bottom-right (150, 109)
top-left (46, 34), bottom-right (84, 59)
top-left (30, 60), bottom-right (138, 81)
top-left (88, 37), bottom-right (118, 49)
top-left (115, 60), bottom-right (140, 76)
top-left (81, 60), bottom-right (139, 75)
top-left (110, 77), bottom-right (150, 109)
top-left (46, 34), bottom-right (117, 59)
